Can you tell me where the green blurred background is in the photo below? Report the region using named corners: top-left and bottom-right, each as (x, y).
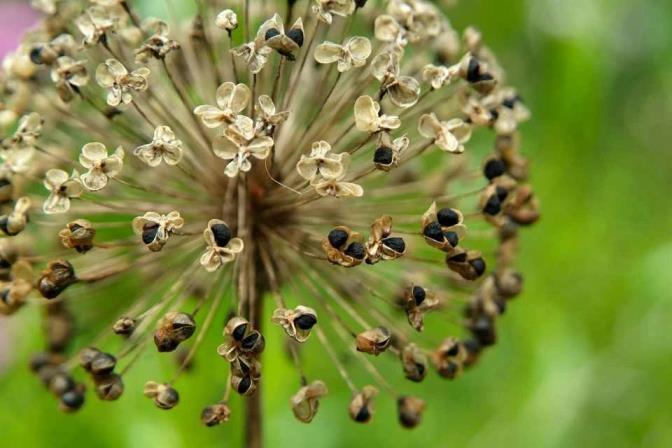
top-left (1, 0), bottom-right (671, 446)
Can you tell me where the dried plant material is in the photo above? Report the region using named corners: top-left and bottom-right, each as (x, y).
top-left (291, 380), bottom-right (328, 423)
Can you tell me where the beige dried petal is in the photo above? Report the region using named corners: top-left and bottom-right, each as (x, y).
top-left (291, 380), bottom-right (328, 423)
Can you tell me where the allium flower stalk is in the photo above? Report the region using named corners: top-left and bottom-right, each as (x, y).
top-left (0, 0), bottom-right (539, 444)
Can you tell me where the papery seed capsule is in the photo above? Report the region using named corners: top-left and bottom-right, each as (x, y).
top-left (94, 373), bottom-right (124, 401)
top-left (401, 344), bottom-right (428, 383)
top-left (49, 372), bottom-right (75, 396)
top-left (356, 327), bottom-right (391, 355)
top-left (37, 260), bottom-right (77, 299)
top-left (397, 396), bottom-right (426, 429)
top-left (201, 401), bottom-right (231, 427)
top-left (89, 352), bottom-right (117, 376)
top-left (469, 315), bottom-right (496, 346)
top-left (348, 386), bottom-right (378, 424)
top-left (113, 316), bottom-right (136, 336)
top-left (59, 220), bottom-right (95, 253)
top-left (0, 178), bottom-right (13, 204)
top-left (154, 312), bottom-right (196, 352)
top-left (79, 347), bottom-right (102, 372)
top-left (144, 382), bottom-right (180, 410)
top-left (241, 330), bottom-right (265, 354)
top-left (291, 380), bottom-right (327, 423)
top-left (462, 338), bottom-right (483, 367)
top-left (495, 269), bottom-right (523, 298)
top-left (232, 374), bottom-right (256, 396)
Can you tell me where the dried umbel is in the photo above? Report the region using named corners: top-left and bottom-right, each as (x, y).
top-left (2, 0), bottom-right (539, 441)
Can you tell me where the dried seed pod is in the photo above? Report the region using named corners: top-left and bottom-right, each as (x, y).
top-left (0, 197), bottom-right (31, 236)
top-left (37, 260), bottom-right (77, 299)
top-left (94, 373), bottom-right (124, 400)
top-left (271, 305), bottom-right (318, 342)
top-left (290, 380), bottom-right (327, 423)
top-left (154, 312), bottom-right (196, 352)
top-left (446, 250), bottom-right (486, 281)
top-left (461, 338), bottom-right (483, 368)
top-left (365, 215), bottom-right (406, 264)
top-left (495, 269), bottom-right (523, 299)
top-left (468, 314), bottom-right (497, 347)
top-left (113, 316), bottom-right (136, 336)
top-left (432, 338), bottom-right (467, 380)
top-left (218, 317), bottom-right (265, 361)
top-left (421, 202), bottom-right (466, 252)
top-left (49, 371), bottom-right (75, 396)
top-left (348, 385), bottom-right (378, 423)
top-left (356, 327), bottom-right (391, 355)
top-left (89, 352), bottom-right (117, 376)
top-left (144, 381), bottom-right (179, 409)
top-left (79, 347), bottom-right (102, 372)
top-left (59, 383), bottom-right (86, 413)
top-left (397, 396), bottom-right (426, 429)
top-left (231, 373), bottom-right (257, 396)
top-left (322, 226), bottom-right (366, 267)
top-left (201, 401), bottom-right (231, 426)
top-left (400, 343), bottom-right (428, 383)
top-left (58, 219), bottom-right (95, 253)
top-left (405, 285), bottom-right (439, 331)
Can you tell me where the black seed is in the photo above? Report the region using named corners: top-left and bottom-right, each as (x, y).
top-left (232, 323), bottom-right (247, 341)
top-left (437, 208), bottom-right (460, 227)
top-left (466, 58), bottom-right (481, 83)
top-left (469, 257), bottom-right (486, 276)
top-left (355, 406), bottom-right (371, 423)
top-left (328, 228), bottom-right (348, 249)
top-left (441, 362), bottom-right (459, 379)
top-left (211, 223), bottom-right (232, 247)
top-left (30, 47), bottom-right (44, 65)
top-left (412, 286), bottom-right (425, 306)
top-left (286, 28), bottom-right (304, 47)
top-left (355, 0), bottom-right (368, 7)
top-left (462, 338), bottom-right (482, 356)
top-left (445, 344), bottom-right (460, 357)
top-left (373, 147), bottom-right (394, 165)
top-left (155, 336), bottom-right (179, 353)
top-left (496, 186), bottom-right (509, 202)
top-left (448, 252), bottom-right (467, 263)
top-left (382, 237), bottom-right (405, 253)
top-left (423, 222), bottom-right (444, 242)
top-left (142, 223), bottom-right (159, 245)
top-left (415, 362), bottom-right (426, 377)
top-left (60, 390), bottom-right (85, 409)
top-left (241, 332), bottom-right (259, 350)
top-left (478, 73), bottom-right (494, 82)
top-left (0, 216), bottom-right (11, 236)
top-left (489, 108), bottom-right (500, 120)
top-left (444, 231), bottom-right (459, 247)
top-left (295, 314), bottom-right (317, 330)
top-left (344, 242), bottom-right (365, 260)
top-left (0, 289), bottom-right (9, 304)
top-left (483, 195), bottom-right (501, 215)
top-left (502, 96), bottom-right (517, 109)
top-left (264, 28), bottom-right (281, 41)
top-left (484, 159), bottom-right (505, 180)
top-left (237, 376), bottom-right (252, 394)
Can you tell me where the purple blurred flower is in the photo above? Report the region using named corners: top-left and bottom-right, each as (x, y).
top-left (0, 2), bottom-right (38, 58)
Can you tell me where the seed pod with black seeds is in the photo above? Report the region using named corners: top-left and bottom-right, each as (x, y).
top-left (356, 327), bottom-right (391, 355)
top-left (154, 312), bottom-right (196, 353)
top-left (404, 285), bottom-right (439, 331)
top-left (113, 316), bottom-right (136, 336)
top-left (421, 202), bottom-right (467, 252)
top-left (400, 343), bottom-right (428, 382)
top-left (59, 383), bottom-right (86, 413)
top-left (0, 197), bottom-right (31, 236)
top-left (322, 226), bottom-right (366, 267)
top-left (290, 380), bottom-right (327, 423)
top-left (446, 250), bottom-right (486, 280)
top-left (272, 305), bottom-right (318, 342)
top-left (58, 219), bottom-right (95, 253)
top-left (201, 401), bottom-right (231, 426)
top-left (348, 385), bottom-right (378, 423)
top-left (144, 381), bottom-right (180, 410)
top-left (37, 260), bottom-right (77, 299)
top-left (94, 373), bottom-right (124, 401)
top-left (397, 396), bottom-right (426, 429)
top-left (432, 337), bottom-right (467, 380)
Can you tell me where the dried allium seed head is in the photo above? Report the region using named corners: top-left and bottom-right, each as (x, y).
top-left (5, 0), bottom-right (537, 429)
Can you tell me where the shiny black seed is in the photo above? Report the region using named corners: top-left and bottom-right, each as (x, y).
top-left (344, 242), bottom-right (365, 260)
top-left (373, 147), bottom-right (394, 165)
top-left (437, 208), bottom-right (460, 227)
top-left (211, 223), bottom-right (232, 247)
top-left (466, 58), bottom-right (481, 83)
top-left (142, 223), bottom-right (160, 244)
top-left (444, 231), bottom-right (459, 247)
top-left (483, 195), bottom-right (501, 215)
top-left (412, 286), bottom-right (426, 306)
top-left (463, 338), bottom-right (482, 356)
top-left (328, 228), bottom-right (348, 249)
top-left (355, 406), bottom-right (371, 422)
top-left (355, 0), bottom-right (368, 7)
top-left (484, 159), bottom-right (505, 180)
top-left (232, 323), bottom-right (247, 341)
top-left (382, 237), bottom-right (405, 253)
top-left (237, 376), bottom-right (252, 394)
top-left (60, 390), bottom-right (85, 409)
top-left (264, 28), bottom-right (281, 41)
top-left (496, 186), bottom-right (509, 202)
top-left (30, 47), bottom-right (44, 65)
top-left (295, 314), bottom-right (317, 330)
top-left (470, 257), bottom-right (486, 276)
top-left (502, 96), bottom-right (517, 109)
top-left (423, 222), bottom-right (444, 242)
top-left (286, 28), bottom-right (304, 47)
top-left (241, 332), bottom-right (259, 350)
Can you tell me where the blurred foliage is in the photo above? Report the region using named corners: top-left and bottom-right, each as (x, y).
top-left (1, 0), bottom-right (671, 447)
